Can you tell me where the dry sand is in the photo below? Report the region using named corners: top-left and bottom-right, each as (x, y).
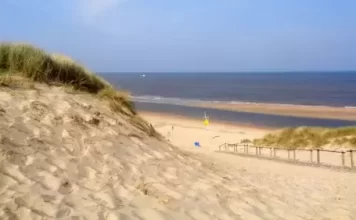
top-left (141, 112), bottom-right (270, 152)
top-left (1, 84), bottom-right (356, 220)
top-left (142, 113), bottom-right (356, 168)
top-left (193, 101), bottom-right (356, 121)
top-left (142, 112), bottom-right (356, 219)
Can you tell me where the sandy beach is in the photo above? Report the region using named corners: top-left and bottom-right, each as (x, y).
top-left (1, 82), bottom-right (356, 219)
top-left (141, 111), bottom-right (356, 219)
top-left (141, 111), bottom-right (270, 151)
top-left (191, 101), bottom-right (356, 121)
top-left (141, 111), bottom-right (356, 166)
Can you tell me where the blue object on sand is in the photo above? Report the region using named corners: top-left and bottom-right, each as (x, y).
top-left (194, 142), bottom-right (200, 147)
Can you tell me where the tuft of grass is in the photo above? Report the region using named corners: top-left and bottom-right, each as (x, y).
top-left (349, 137), bottom-right (356, 147)
top-left (0, 74), bottom-right (35, 89)
top-left (98, 87), bottom-right (136, 116)
top-left (240, 139), bottom-right (252, 144)
top-left (130, 115), bottom-right (162, 139)
top-left (253, 126), bottom-right (356, 149)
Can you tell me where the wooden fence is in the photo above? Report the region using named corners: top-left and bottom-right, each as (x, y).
top-left (218, 143), bottom-right (355, 169)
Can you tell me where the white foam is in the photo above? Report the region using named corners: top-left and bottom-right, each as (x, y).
top-left (132, 95), bottom-right (351, 110)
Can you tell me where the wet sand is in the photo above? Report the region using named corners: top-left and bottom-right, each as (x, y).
top-left (195, 101), bottom-right (356, 121)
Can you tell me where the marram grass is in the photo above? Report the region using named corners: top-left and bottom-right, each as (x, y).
top-left (253, 126), bottom-right (356, 149)
top-left (0, 43), bottom-right (107, 93)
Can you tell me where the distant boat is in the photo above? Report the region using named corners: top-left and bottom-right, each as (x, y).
top-left (141, 74), bottom-right (146, 77)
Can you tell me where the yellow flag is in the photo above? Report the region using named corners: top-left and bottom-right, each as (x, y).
top-left (204, 119), bottom-right (209, 126)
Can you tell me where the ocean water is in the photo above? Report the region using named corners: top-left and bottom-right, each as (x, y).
top-left (135, 102), bottom-right (356, 128)
top-left (101, 72), bottom-right (356, 127)
top-left (102, 72), bottom-right (356, 107)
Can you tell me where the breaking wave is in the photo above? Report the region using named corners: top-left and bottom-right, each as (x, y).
top-left (132, 95), bottom-right (356, 109)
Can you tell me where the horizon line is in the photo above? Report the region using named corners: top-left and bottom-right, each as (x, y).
top-left (99, 70), bottom-right (356, 74)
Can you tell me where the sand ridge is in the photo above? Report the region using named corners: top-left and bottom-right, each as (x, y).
top-left (0, 84), bottom-right (356, 219)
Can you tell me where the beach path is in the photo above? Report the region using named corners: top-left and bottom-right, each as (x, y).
top-left (142, 112), bottom-right (356, 219)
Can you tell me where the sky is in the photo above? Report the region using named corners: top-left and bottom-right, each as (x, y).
top-left (1, 0), bottom-right (356, 72)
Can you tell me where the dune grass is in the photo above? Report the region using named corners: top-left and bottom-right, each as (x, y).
top-left (98, 87), bottom-right (136, 116)
top-left (253, 127), bottom-right (356, 149)
top-left (0, 43), bottom-right (160, 138)
top-left (0, 74), bottom-right (35, 89)
top-left (0, 43), bottom-right (108, 92)
top-left (240, 138), bottom-right (252, 144)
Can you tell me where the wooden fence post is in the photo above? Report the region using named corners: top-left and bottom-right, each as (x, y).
top-left (274, 148), bottom-right (277, 157)
top-left (310, 150), bottom-right (313, 163)
top-left (317, 149), bottom-right (320, 164)
top-left (288, 150), bottom-right (290, 160)
top-left (270, 148), bottom-right (272, 157)
top-left (351, 150), bottom-right (354, 168)
top-left (341, 152), bottom-right (345, 167)
top-left (246, 145), bottom-right (249, 154)
top-left (293, 150), bottom-right (296, 161)
top-left (255, 147), bottom-right (258, 155)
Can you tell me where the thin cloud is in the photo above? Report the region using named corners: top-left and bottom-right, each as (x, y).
top-left (76, 0), bottom-right (128, 24)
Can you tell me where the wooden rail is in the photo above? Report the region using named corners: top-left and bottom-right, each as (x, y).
top-left (218, 143), bottom-right (356, 169)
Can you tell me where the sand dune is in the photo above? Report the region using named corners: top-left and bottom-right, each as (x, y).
top-left (1, 84), bottom-right (356, 220)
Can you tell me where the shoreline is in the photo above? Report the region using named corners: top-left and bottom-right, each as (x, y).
top-left (140, 111), bottom-right (276, 131)
top-left (134, 100), bottom-right (356, 121)
top-left (135, 102), bottom-right (356, 128)
top-left (191, 102), bottom-right (356, 121)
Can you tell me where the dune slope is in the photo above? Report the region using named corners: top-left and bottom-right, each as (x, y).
top-left (0, 84), bottom-right (356, 220)
top-left (0, 84), bottom-right (223, 219)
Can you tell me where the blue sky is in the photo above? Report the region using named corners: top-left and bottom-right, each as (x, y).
top-left (1, 0), bottom-right (356, 72)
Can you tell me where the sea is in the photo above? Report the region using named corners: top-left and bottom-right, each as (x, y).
top-left (101, 72), bottom-right (356, 128)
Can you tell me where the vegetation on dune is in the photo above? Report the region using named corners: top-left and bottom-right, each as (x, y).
top-left (0, 43), bottom-right (160, 138)
top-left (97, 87), bottom-right (138, 117)
top-left (253, 127), bottom-right (356, 149)
top-left (0, 43), bottom-right (107, 92)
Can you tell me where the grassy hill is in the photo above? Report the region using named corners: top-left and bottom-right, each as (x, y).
top-left (0, 43), bottom-right (160, 138)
